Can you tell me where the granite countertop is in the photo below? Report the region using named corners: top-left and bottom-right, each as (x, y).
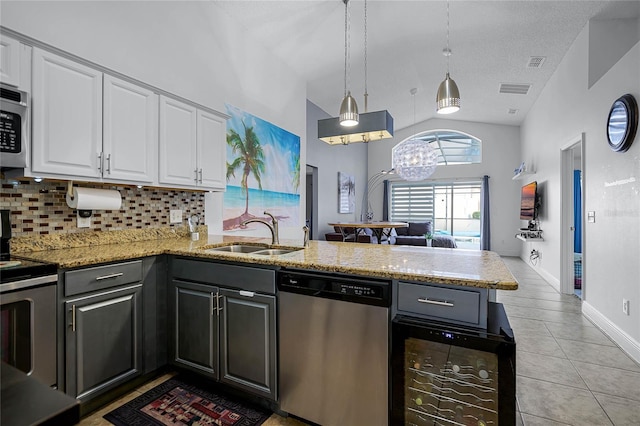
top-left (12, 228), bottom-right (518, 290)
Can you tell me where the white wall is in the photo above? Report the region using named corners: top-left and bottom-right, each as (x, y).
top-left (521, 18), bottom-right (640, 361)
top-left (306, 101), bottom-right (369, 240)
top-left (367, 118), bottom-right (522, 256)
top-left (1, 1), bottom-right (307, 240)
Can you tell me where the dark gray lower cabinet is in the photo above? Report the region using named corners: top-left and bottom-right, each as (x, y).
top-left (220, 289), bottom-right (276, 401)
top-left (172, 280), bottom-right (219, 375)
top-left (64, 284), bottom-right (142, 401)
top-left (169, 258), bottom-right (277, 401)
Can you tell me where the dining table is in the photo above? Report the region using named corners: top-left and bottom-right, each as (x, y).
top-left (328, 221), bottom-right (408, 244)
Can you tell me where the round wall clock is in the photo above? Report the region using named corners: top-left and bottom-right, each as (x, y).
top-left (607, 94), bottom-right (638, 152)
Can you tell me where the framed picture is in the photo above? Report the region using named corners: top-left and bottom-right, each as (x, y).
top-left (338, 172), bottom-right (355, 214)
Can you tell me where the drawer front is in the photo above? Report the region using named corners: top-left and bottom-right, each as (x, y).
top-left (65, 260), bottom-right (143, 297)
top-left (397, 282), bottom-right (485, 327)
top-left (172, 258), bottom-right (275, 294)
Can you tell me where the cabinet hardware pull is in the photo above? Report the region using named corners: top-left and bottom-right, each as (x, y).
top-left (95, 272), bottom-right (124, 281)
top-left (98, 153), bottom-right (103, 174)
top-left (417, 298), bottom-right (454, 307)
top-left (194, 169), bottom-right (199, 183)
top-left (198, 168), bottom-right (203, 184)
top-left (239, 290), bottom-right (254, 298)
top-left (106, 154), bottom-right (111, 174)
top-left (216, 292), bottom-right (223, 314)
top-left (71, 305), bottom-right (76, 331)
top-left (211, 293), bottom-right (215, 316)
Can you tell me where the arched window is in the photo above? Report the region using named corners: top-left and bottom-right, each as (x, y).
top-left (400, 129), bottom-right (482, 165)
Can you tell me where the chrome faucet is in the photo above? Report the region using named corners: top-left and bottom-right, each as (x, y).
top-left (302, 225), bottom-right (310, 247)
top-left (241, 211), bottom-right (279, 245)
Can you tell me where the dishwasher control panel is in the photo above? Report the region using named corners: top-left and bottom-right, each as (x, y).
top-left (278, 270), bottom-right (390, 307)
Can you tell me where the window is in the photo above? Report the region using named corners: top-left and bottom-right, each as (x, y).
top-left (409, 130), bottom-right (481, 165)
top-left (390, 181), bottom-right (482, 249)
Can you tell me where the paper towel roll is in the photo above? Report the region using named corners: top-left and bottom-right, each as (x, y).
top-left (66, 187), bottom-right (122, 210)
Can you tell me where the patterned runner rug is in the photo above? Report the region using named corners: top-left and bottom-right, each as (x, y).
top-left (104, 376), bottom-right (271, 426)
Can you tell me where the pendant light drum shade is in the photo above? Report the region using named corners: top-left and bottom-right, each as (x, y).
top-left (340, 91), bottom-right (359, 126)
top-left (436, 72), bottom-right (461, 114)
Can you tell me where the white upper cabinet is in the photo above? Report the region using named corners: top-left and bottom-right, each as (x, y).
top-left (197, 109), bottom-right (226, 190)
top-left (159, 96), bottom-right (226, 190)
top-left (32, 48), bottom-right (103, 178)
top-left (159, 96), bottom-right (198, 187)
top-left (0, 34), bottom-right (21, 87)
top-left (103, 75), bottom-right (158, 184)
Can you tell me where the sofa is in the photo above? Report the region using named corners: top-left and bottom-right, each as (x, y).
top-left (393, 222), bottom-right (457, 248)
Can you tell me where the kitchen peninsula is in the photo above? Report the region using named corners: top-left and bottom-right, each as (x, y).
top-left (10, 229), bottom-right (518, 424)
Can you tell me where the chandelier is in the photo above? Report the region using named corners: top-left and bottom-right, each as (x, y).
top-left (392, 88), bottom-right (438, 181)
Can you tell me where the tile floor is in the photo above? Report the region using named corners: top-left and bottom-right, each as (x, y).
top-left (499, 256), bottom-right (640, 425)
top-left (81, 256), bottom-right (640, 425)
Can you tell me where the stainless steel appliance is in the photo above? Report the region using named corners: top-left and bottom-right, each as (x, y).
top-left (391, 302), bottom-right (516, 425)
top-left (278, 270), bottom-right (390, 426)
top-left (0, 83), bottom-right (29, 169)
top-left (1, 209), bottom-right (57, 387)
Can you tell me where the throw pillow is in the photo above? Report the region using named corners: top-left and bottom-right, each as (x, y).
top-left (408, 222), bottom-right (432, 236)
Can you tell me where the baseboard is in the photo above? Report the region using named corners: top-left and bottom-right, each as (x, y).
top-left (522, 257), bottom-right (561, 293)
top-left (582, 301), bottom-right (640, 365)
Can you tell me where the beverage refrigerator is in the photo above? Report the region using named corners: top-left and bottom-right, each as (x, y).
top-left (391, 302), bottom-right (516, 425)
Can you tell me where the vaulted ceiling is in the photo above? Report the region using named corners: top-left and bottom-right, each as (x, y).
top-left (216, 0), bottom-right (639, 130)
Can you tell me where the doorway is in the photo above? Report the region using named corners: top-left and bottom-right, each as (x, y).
top-left (560, 134), bottom-right (585, 298)
top-left (306, 165), bottom-right (318, 240)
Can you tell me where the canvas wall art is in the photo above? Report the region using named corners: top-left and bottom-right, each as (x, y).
top-left (338, 172), bottom-right (355, 214)
top-left (223, 104), bottom-right (301, 231)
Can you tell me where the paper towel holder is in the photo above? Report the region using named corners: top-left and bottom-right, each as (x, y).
top-left (78, 210), bottom-right (92, 218)
top-left (67, 181), bottom-right (91, 218)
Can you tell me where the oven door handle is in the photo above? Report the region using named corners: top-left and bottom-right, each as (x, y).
top-left (417, 297), bottom-right (454, 307)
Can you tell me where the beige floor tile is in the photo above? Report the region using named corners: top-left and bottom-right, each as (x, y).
top-left (593, 392), bottom-right (640, 425)
top-left (515, 334), bottom-right (566, 358)
top-left (574, 361), bottom-right (640, 402)
top-left (556, 339), bottom-right (640, 372)
top-left (517, 351), bottom-right (587, 389)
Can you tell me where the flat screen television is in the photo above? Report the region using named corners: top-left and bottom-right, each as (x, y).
top-left (520, 181), bottom-right (538, 220)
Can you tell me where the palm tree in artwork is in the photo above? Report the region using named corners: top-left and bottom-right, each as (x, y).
top-left (291, 154), bottom-right (300, 193)
top-left (226, 121), bottom-right (266, 216)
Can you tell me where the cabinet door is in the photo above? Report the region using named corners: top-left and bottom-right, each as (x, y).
top-left (159, 96), bottom-right (198, 187)
top-left (197, 109), bottom-right (226, 190)
top-left (171, 280), bottom-right (219, 376)
top-left (103, 75), bottom-right (158, 183)
top-left (0, 34), bottom-right (21, 87)
top-left (32, 48), bottom-right (102, 178)
top-left (65, 284), bottom-right (142, 401)
top-left (220, 288), bottom-right (277, 400)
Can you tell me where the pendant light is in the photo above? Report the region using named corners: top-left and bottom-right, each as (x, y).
top-left (339, 0), bottom-right (358, 127)
top-left (393, 88), bottom-right (438, 181)
top-left (436, 0), bottom-right (461, 114)
top-left (318, 0), bottom-right (394, 145)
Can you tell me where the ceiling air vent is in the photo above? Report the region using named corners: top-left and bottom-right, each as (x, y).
top-left (508, 109), bottom-right (519, 115)
top-left (499, 83), bottom-right (531, 95)
top-left (527, 56), bottom-right (546, 68)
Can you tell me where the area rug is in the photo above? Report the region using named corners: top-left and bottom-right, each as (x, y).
top-left (104, 376), bottom-right (271, 426)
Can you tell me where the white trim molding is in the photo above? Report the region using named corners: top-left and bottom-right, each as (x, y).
top-left (583, 301), bottom-right (640, 365)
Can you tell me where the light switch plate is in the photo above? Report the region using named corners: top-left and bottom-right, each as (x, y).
top-left (170, 209), bottom-right (182, 224)
top-left (587, 211), bottom-right (595, 223)
top-left (77, 212), bottom-right (91, 228)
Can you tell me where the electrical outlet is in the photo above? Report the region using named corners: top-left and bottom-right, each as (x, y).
top-left (170, 209), bottom-right (182, 224)
top-left (623, 299), bottom-right (630, 315)
top-left (77, 212), bottom-right (91, 228)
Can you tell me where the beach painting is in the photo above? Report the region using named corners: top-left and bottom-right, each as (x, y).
top-left (223, 104), bottom-right (301, 232)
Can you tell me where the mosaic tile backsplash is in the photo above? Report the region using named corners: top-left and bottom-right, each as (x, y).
top-left (1, 178), bottom-right (206, 237)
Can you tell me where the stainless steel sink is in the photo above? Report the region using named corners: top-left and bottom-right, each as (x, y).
top-left (204, 244), bottom-right (267, 254)
top-left (252, 248), bottom-right (302, 256)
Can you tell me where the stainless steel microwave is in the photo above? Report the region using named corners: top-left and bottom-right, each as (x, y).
top-left (0, 83), bottom-right (29, 169)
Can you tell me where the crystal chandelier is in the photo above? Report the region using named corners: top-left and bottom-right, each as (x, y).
top-left (392, 89), bottom-right (438, 181)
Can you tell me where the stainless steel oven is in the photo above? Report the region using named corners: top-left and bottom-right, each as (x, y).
top-left (0, 83), bottom-right (29, 169)
top-left (1, 209), bottom-right (58, 387)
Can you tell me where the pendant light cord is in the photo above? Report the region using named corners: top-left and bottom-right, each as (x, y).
top-left (343, 0), bottom-right (351, 97)
top-left (364, 0), bottom-right (368, 112)
top-left (446, 0), bottom-right (450, 74)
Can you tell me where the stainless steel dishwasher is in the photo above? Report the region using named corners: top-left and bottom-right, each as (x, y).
top-left (278, 270), bottom-right (390, 426)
